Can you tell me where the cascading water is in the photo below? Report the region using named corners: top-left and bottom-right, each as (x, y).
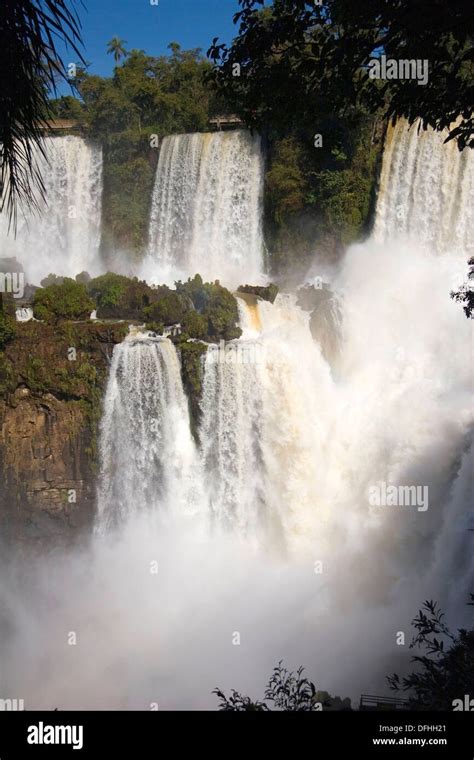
top-left (200, 296), bottom-right (334, 550)
top-left (15, 307), bottom-right (33, 322)
top-left (0, 136), bottom-right (103, 284)
top-left (1, 120), bottom-right (472, 710)
top-left (96, 334), bottom-right (203, 531)
top-left (146, 130), bottom-right (264, 285)
top-left (373, 118), bottom-right (474, 254)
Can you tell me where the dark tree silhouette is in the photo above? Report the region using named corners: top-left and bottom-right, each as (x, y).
top-left (451, 257), bottom-right (474, 318)
top-left (207, 0), bottom-right (473, 148)
top-left (388, 598), bottom-right (474, 710)
top-left (0, 1), bottom-right (84, 230)
top-left (214, 661), bottom-right (327, 711)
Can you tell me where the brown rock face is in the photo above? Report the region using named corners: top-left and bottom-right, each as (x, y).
top-left (0, 321), bottom-right (128, 551)
top-left (0, 390), bottom-right (94, 550)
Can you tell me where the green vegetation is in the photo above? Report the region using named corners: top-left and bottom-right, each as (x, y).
top-left (388, 597), bottom-right (474, 710)
top-left (180, 311), bottom-right (208, 340)
top-left (0, 311), bottom-right (16, 348)
top-left (30, 271), bottom-right (241, 343)
top-left (107, 37), bottom-right (128, 65)
top-left (144, 291), bottom-right (192, 326)
top-left (0, 296), bottom-right (16, 349)
top-left (208, 0), bottom-right (472, 149)
top-left (178, 340), bottom-right (208, 436)
top-left (66, 44), bottom-right (221, 257)
top-left (88, 272), bottom-right (155, 319)
top-left (176, 275), bottom-right (242, 341)
top-left (451, 258), bottom-right (474, 318)
top-left (206, 0), bottom-right (472, 269)
top-left (0, 320), bottom-right (128, 463)
top-left (262, 112), bottom-right (381, 271)
top-left (33, 279), bottom-right (95, 324)
top-left (0, 0), bottom-right (84, 228)
top-left (0, 269), bottom-right (243, 455)
top-left (46, 31), bottom-right (385, 270)
top-left (214, 661), bottom-right (351, 711)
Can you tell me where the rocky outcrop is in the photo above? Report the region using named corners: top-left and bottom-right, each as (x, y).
top-left (0, 389), bottom-right (94, 549)
top-left (237, 283), bottom-right (279, 304)
top-left (297, 284), bottom-right (342, 367)
top-left (0, 321), bottom-right (128, 550)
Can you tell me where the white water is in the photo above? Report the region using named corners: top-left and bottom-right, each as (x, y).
top-left (1, 121), bottom-right (472, 710)
top-left (145, 130), bottom-right (264, 286)
top-left (374, 118), bottom-right (474, 255)
top-left (96, 334), bottom-right (203, 531)
top-left (15, 307), bottom-right (33, 322)
top-left (0, 136), bottom-right (103, 284)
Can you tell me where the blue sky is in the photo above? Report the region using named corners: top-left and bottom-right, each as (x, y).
top-left (60, 0), bottom-right (242, 78)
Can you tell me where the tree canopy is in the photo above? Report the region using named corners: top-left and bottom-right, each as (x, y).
top-left (388, 598), bottom-right (474, 709)
top-left (207, 0), bottom-right (473, 148)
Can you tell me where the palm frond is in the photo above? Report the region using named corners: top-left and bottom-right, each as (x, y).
top-left (0, 1), bottom-right (85, 232)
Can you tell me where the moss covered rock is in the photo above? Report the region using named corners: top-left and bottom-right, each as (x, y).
top-left (88, 272), bottom-right (157, 320)
top-left (178, 340), bottom-right (208, 436)
top-left (176, 276), bottom-right (242, 342)
top-left (237, 283), bottom-right (279, 304)
top-left (144, 291), bottom-right (192, 326)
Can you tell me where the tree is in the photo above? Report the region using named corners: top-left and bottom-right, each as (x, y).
top-left (388, 598), bottom-right (474, 710)
top-left (0, 1), bottom-right (84, 230)
top-left (33, 279), bottom-right (95, 323)
top-left (451, 257), bottom-right (474, 318)
top-left (207, 0), bottom-right (473, 149)
top-left (214, 661), bottom-right (323, 711)
top-left (107, 37), bottom-right (128, 64)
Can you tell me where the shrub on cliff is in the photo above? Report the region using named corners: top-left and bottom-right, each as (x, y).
top-left (181, 310), bottom-right (208, 340)
top-left (33, 279), bottom-right (95, 323)
top-left (388, 597), bottom-right (474, 710)
top-left (144, 292), bottom-right (192, 326)
top-left (40, 273), bottom-right (65, 287)
top-left (214, 662), bottom-right (349, 711)
top-left (88, 273), bottom-right (155, 319)
top-left (0, 306), bottom-right (16, 348)
top-left (75, 271), bottom-right (91, 285)
top-left (176, 276), bottom-right (242, 342)
top-left (205, 285), bottom-right (242, 341)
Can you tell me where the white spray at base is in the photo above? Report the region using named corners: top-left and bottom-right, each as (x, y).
top-left (0, 136), bottom-right (103, 284)
top-left (0, 122), bottom-right (472, 709)
top-left (2, 239), bottom-right (471, 709)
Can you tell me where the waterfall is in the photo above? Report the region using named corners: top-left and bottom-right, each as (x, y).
top-left (200, 295), bottom-right (335, 549)
top-left (15, 307), bottom-right (33, 322)
top-left (146, 130), bottom-right (264, 286)
top-left (0, 136), bottom-right (103, 284)
top-left (373, 118), bottom-right (474, 255)
top-left (4, 121), bottom-right (472, 710)
top-left (96, 334), bottom-right (203, 532)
